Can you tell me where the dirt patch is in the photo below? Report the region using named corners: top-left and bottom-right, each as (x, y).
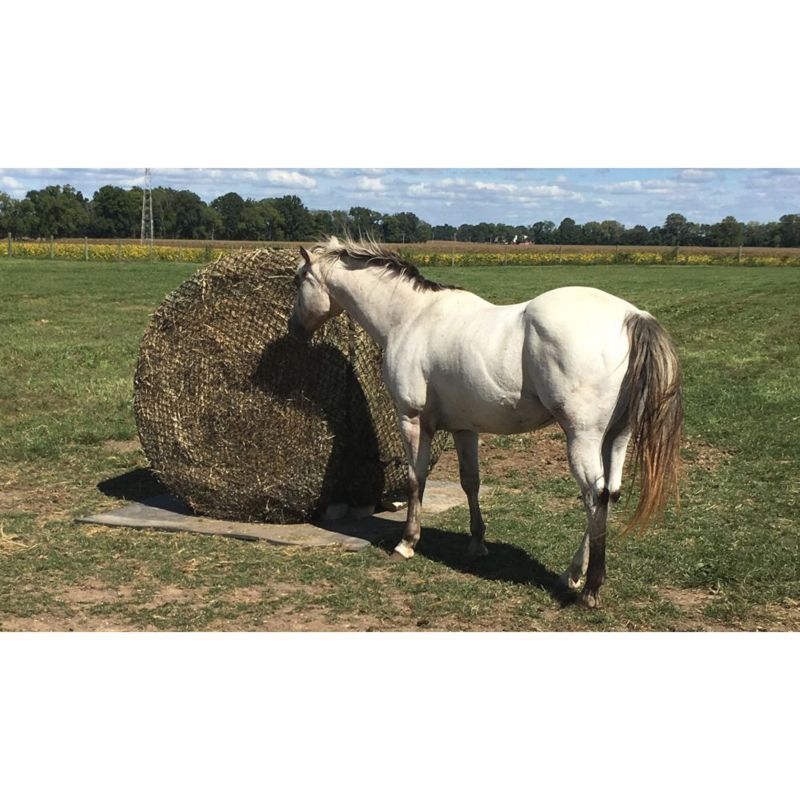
top-left (744, 600), bottom-right (800, 632)
top-left (0, 484), bottom-right (73, 516)
top-left (61, 582), bottom-right (136, 604)
top-left (432, 427), bottom-right (569, 484)
top-left (660, 586), bottom-right (712, 612)
top-left (0, 612), bottom-right (155, 632)
top-left (103, 439), bottom-right (140, 454)
top-left (432, 430), bottom-right (727, 487)
top-left (683, 437), bottom-right (731, 472)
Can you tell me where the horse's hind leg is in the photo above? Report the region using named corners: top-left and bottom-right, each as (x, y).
top-left (564, 431), bottom-right (609, 607)
top-left (453, 430), bottom-right (487, 558)
top-left (562, 530), bottom-right (590, 590)
top-left (393, 413), bottom-right (433, 560)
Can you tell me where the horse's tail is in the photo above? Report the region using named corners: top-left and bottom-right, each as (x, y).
top-left (619, 311), bottom-right (684, 534)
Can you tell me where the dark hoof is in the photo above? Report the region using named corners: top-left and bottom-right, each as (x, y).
top-left (579, 589), bottom-right (602, 609)
top-left (389, 550), bottom-right (410, 563)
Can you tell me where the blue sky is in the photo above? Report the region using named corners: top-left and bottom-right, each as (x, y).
top-left (1, 168), bottom-right (798, 227)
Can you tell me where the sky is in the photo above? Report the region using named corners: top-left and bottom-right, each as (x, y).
top-left (1, 168), bottom-right (798, 228)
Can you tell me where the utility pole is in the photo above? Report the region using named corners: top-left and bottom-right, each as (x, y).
top-left (140, 168), bottom-right (154, 250)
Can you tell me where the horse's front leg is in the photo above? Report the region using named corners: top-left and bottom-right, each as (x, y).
top-left (453, 430), bottom-right (487, 558)
top-left (392, 413), bottom-right (433, 560)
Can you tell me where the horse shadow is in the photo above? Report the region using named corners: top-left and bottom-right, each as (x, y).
top-left (362, 518), bottom-right (573, 604)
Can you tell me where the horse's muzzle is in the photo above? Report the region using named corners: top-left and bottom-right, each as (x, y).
top-left (288, 314), bottom-right (312, 343)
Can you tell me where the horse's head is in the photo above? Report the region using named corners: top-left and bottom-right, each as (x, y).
top-left (288, 244), bottom-right (344, 342)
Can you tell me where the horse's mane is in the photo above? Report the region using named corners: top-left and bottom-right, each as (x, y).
top-left (315, 235), bottom-right (456, 293)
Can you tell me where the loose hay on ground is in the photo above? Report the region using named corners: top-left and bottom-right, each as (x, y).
top-left (134, 248), bottom-right (446, 523)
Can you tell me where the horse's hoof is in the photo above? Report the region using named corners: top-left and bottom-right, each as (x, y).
top-left (466, 541), bottom-right (489, 559)
top-left (389, 550), bottom-right (411, 562)
top-left (560, 569), bottom-right (582, 591)
top-left (579, 590), bottom-right (601, 609)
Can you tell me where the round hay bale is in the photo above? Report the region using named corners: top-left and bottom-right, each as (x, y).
top-left (134, 247), bottom-right (448, 523)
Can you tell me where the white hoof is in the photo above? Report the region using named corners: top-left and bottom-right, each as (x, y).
top-left (561, 569), bottom-right (583, 590)
top-left (393, 542), bottom-right (415, 560)
top-left (467, 539), bottom-right (489, 559)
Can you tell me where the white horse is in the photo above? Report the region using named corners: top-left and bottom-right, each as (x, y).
top-left (288, 237), bottom-right (683, 607)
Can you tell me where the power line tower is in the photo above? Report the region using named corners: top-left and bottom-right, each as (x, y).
top-left (140, 168), bottom-right (154, 249)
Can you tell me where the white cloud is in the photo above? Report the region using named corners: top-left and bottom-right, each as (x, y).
top-left (0, 176), bottom-right (26, 197)
top-left (264, 170), bottom-right (316, 189)
top-left (679, 169), bottom-right (717, 182)
top-left (473, 181), bottom-right (518, 193)
top-left (356, 176), bottom-right (386, 192)
top-left (602, 179), bottom-right (681, 195)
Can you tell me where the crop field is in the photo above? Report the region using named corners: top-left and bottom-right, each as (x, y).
top-left (1, 258), bottom-right (798, 631)
top-left (5, 238), bottom-right (800, 267)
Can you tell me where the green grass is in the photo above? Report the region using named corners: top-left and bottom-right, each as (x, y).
top-left (1, 259), bottom-right (798, 630)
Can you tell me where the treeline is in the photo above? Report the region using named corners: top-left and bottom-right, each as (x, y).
top-left (1, 184), bottom-right (799, 247)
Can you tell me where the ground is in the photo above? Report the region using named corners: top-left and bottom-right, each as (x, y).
top-left (1, 259), bottom-right (799, 631)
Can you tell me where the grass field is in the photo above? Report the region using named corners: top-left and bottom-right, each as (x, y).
top-left (1, 258), bottom-right (798, 630)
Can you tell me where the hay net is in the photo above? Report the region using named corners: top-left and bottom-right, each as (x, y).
top-left (134, 247), bottom-right (447, 523)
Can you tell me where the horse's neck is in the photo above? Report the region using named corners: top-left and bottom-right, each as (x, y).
top-left (327, 264), bottom-right (432, 348)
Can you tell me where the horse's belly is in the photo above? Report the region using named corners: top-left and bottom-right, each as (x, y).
top-left (436, 391), bottom-right (552, 434)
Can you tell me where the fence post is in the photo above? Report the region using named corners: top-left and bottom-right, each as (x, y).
top-left (7, 233), bottom-right (11, 257)
top-left (738, 244), bottom-right (743, 264)
top-left (117, 241), bottom-right (122, 262)
top-left (558, 245), bottom-right (562, 265)
top-left (49, 235), bottom-right (54, 259)
top-left (84, 236), bottom-right (89, 261)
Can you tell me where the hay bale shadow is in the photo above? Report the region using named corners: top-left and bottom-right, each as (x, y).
top-left (97, 468), bottom-right (167, 502)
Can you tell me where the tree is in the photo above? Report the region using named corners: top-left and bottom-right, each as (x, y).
top-left (778, 214), bottom-right (800, 247)
top-left (236, 199), bottom-right (286, 240)
top-left (557, 217), bottom-right (581, 244)
top-left (24, 185), bottom-right (90, 237)
top-left (272, 195), bottom-right (313, 240)
top-left (349, 206), bottom-right (383, 238)
top-left (172, 190), bottom-right (210, 239)
top-left (744, 220), bottom-right (780, 247)
top-left (530, 220), bottom-right (556, 244)
top-left (211, 192), bottom-right (245, 239)
top-left (90, 185), bottom-right (139, 237)
top-left (0, 192), bottom-right (16, 235)
top-left (456, 224), bottom-right (475, 242)
top-left (581, 221), bottom-right (602, 244)
top-left (599, 220), bottom-right (625, 244)
top-left (663, 213), bottom-right (689, 246)
top-left (621, 224), bottom-right (650, 245)
top-left (709, 215), bottom-right (745, 247)
top-left (381, 212), bottom-right (426, 243)
top-left (432, 224), bottom-right (456, 241)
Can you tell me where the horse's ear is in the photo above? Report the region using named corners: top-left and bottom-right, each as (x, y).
top-left (299, 246), bottom-right (311, 264)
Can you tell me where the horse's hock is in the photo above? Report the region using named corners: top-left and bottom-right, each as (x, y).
top-left (134, 248), bottom-right (447, 523)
